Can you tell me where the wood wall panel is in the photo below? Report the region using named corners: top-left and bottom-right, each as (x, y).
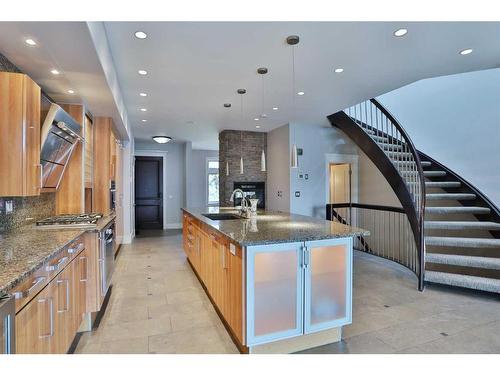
top-left (55, 104), bottom-right (85, 214)
top-left (93, 117), bottom-right (112, 215)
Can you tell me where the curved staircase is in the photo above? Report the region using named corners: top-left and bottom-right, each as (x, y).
top-left (328, 99), bottom-right (500, 294)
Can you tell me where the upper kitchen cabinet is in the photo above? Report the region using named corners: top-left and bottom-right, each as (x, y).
top-left (93, 117), bottom-right (113, 215)
top-left (0, 72), bottom-right (41, 197)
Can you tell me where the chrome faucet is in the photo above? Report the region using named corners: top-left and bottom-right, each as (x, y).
top-left (229, 189), bottom-right (249, 215)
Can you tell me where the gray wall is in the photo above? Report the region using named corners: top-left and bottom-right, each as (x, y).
top-left (267, 124), bottom-right (291, 212)
top-left (191, 149), bottom-right (219, 208)
top-left (378, 68), bottom-right (500, 208)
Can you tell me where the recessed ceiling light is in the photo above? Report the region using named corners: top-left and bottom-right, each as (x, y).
top-left (297, 91), bottom-right (305, 96)
top-left (141, 119), bottom-right (147, 122)
top-left (139, 92), bottom-right (147, 97)
top-left (152, 136), bottom-right (172, 144)
top-left (134, 31), bottom-right (147, 39)
top-left (394, 28), bottom-right (408, 37)
top-left (140, 108), bottom-right (147, 112)
top-left (272, 107), bottom-right (279, 111)
top-left (334, 68), bottom-right (344, 73)
top-left (25, 38), bottom-right (36, 46)
top-left (460, 48), bottom-right (473, 55)
top-left (256, 125), bottom-right (261, 129)
top-left (51, 69), bottom-right (60, 75)
top-left (138, 70), bottom-right (148, 75)
top-left (254, 118), bottom-right (259, 121)
top-left (67, 89), bottom-right (75, 94)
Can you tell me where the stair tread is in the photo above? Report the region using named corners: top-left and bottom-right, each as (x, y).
top-left (426, 193), bottom-right (477, 200)
top-left (425, 271), bottom-right (500, 293)
top-left (423, 170), bottom-right (447, 176)
top-left (425, 206), bottom-right (490, 214)
top-left (425, 236), bottom-right (500, 248)
top-left (425, 181), bottom-right (461, 187)
top-left (425, 221), bottom-right (500, 230)
top-left (426, 253), bottom-right (500, 270)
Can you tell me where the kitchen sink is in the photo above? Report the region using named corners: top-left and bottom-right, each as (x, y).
top-left (202, 213), bottom-right (242, 221)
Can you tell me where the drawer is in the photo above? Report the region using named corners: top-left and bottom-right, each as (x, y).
top-left (12, 267), bottom-right (49, 313)
top-left (65, 236), bottom-right (85, 261)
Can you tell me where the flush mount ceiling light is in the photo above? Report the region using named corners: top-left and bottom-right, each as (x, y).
top-left (297, 91), bottom-right (305, 96)
top-left (460, 48), bottom-right (473, 55)
top-left (394, 28), bottom-right (408, 37)
top-left (141, 119), bottom-right (147, 122)
top-left (25, 38), bottom-right (36, 46)
top-left (223, 103), bottom-right (231, 108)
top-left (334, 68), bottom-right (344, 73)
top-left (134, 31), bottom-right (148, 39)
top-left (138, 70), bottom-right (148, 75)
top-left (140, 108), bottom-right (147, 112)
top-left (272, 107), bottom-right (279, 111)
top-left (67, 89), bottom-right (75, 94)
top-left (152, 136), bottom-right (172, 144)
top-left (254, 118), bottom-right (259, 121)
top-left (139, 92), bottom-right (147, 97)
top-left (50, 69), bottom-right (60, 75)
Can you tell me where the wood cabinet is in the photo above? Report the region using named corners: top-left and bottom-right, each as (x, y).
top-left (93, 117), bottom-right (112, 215)
top-left (14, 235), bottom-right (100, 354)
top-left (0, 72), bottom-right (41, 197)
top-left (182, 213), bottom-right (244, 347)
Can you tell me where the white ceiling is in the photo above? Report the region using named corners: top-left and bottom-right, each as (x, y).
top-left (0, 22), bottom-right (499, 150)
top-left (104, 22), bottom-right (500, 149)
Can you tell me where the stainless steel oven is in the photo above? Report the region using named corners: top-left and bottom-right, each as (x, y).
top-left (98, 221), bottom-right (115, 297)
top-left (0, 293), bottom-right (15, 354)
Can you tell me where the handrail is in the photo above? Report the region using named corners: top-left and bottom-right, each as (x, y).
top-left (328, 202), bottom-right (405, 214)
top-left (328, 98), bottom-right (427, 290)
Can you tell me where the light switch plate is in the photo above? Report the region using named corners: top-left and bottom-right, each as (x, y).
top-left (229, 243), bottom-right (236, 256)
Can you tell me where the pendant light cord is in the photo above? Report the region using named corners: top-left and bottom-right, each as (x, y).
top-left (240, 93), bottom-right (243, 158)
top-left (292, 45), bottom-right (296, 144)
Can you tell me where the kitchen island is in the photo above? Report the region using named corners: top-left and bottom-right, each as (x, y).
top-left (181, 207), bottom-right (369, 354)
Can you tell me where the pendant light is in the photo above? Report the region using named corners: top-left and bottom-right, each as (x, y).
top-left (257, 67), bottom-right (268, 172)
top-left (225, 134), bottom-right (230, 176)
top-left (237, 88), bottom-right (246, 174)
top-left (287, 35), bottom-right (299, 169)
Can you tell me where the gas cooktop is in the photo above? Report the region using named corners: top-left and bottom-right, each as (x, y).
top-left (36, 213), bottom-right (103, 229)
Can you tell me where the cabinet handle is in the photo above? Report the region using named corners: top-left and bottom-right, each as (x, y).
top-left (80, 256), bottom-right (89, 282)
top-left (56, 279), bottom-right (70, 313)
top-left (303, 247), bottom-right (310, 269)
top-left (46, 256), bottom-right (68, 272)
top-left (13, 276), bottom-right (47, 299)
top-left (221, 246), bottom-right (226, 270)
top-left (38, 297), bottom-right (54, 338)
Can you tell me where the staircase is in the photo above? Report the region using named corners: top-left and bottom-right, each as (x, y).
top-left (328, 99), bottom-right (500, 294)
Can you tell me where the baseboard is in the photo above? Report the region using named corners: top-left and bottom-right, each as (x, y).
top-left (122, 233), bottom-right (133, 244)
top-left (165, 223), bottom-right (182, 229)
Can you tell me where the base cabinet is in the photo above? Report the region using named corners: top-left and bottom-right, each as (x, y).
top-left (15, 235), bottom-right (99, 354)
top-left (245, 238), bottom-right (353, 346)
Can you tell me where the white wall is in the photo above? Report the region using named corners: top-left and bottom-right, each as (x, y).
top-left (120, 138), bottom-right (135, 243)
top-left (135, 141), bottom-right (186, 227)
top-left (378, 68), bottom-right (500, 208)
top-left (289, 123), bottom-right (358, 218)
top-left (266, 124), bottom-right (291, 212)
top-left (190, 149), bottom-right (219, 208)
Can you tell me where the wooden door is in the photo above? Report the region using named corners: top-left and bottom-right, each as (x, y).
top-left (227, 243), bottom-right (243, 343)
top-left (93, 117), bottom-right (112, 214)
top-left (329, 163), bottom-right (351, 204)
top-left (134, 156), bottom-right (163, 230)
top-left (23, 75), bottom-right (41, 196)
top-left (54, 260), bottom-right (80, 353)
top-left (15, 280), bottom-right (58, 354)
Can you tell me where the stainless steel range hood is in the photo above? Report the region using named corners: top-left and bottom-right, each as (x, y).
top-left (40, 98), bottom-right (83, 192)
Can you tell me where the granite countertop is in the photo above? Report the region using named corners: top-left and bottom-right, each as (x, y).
top-left (0, 213), bottom-right (116, 295)
top-left (182, 207), bottom-right (369, 247)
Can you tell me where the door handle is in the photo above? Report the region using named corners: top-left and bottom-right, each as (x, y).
top-left (38, 297), bottom-right (54, 338)
top-left (46, 256), bottom-right (68, 272)
top-left (13, 276), bottom-right (47, 299)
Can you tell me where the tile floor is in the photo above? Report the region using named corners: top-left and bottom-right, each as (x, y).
top-left (75, 230), bottom-right (500, 354)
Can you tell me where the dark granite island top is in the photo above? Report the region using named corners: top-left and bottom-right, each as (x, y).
top-left (182, 207), bottom-right (369, 247)
top-left (0, 213), bottom-right (116, 295)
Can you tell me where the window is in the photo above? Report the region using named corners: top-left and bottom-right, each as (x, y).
top-left (207, 157), bottom-right (219, 205)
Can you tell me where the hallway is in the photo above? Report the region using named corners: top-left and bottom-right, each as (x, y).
top-left (75, 230), bottom-right (500, 354)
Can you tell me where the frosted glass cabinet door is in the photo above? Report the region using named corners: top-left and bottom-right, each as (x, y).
top-left (246, 242), bottom-right (303, 346)
top-left (305, 237), bottom-right (352, 333)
